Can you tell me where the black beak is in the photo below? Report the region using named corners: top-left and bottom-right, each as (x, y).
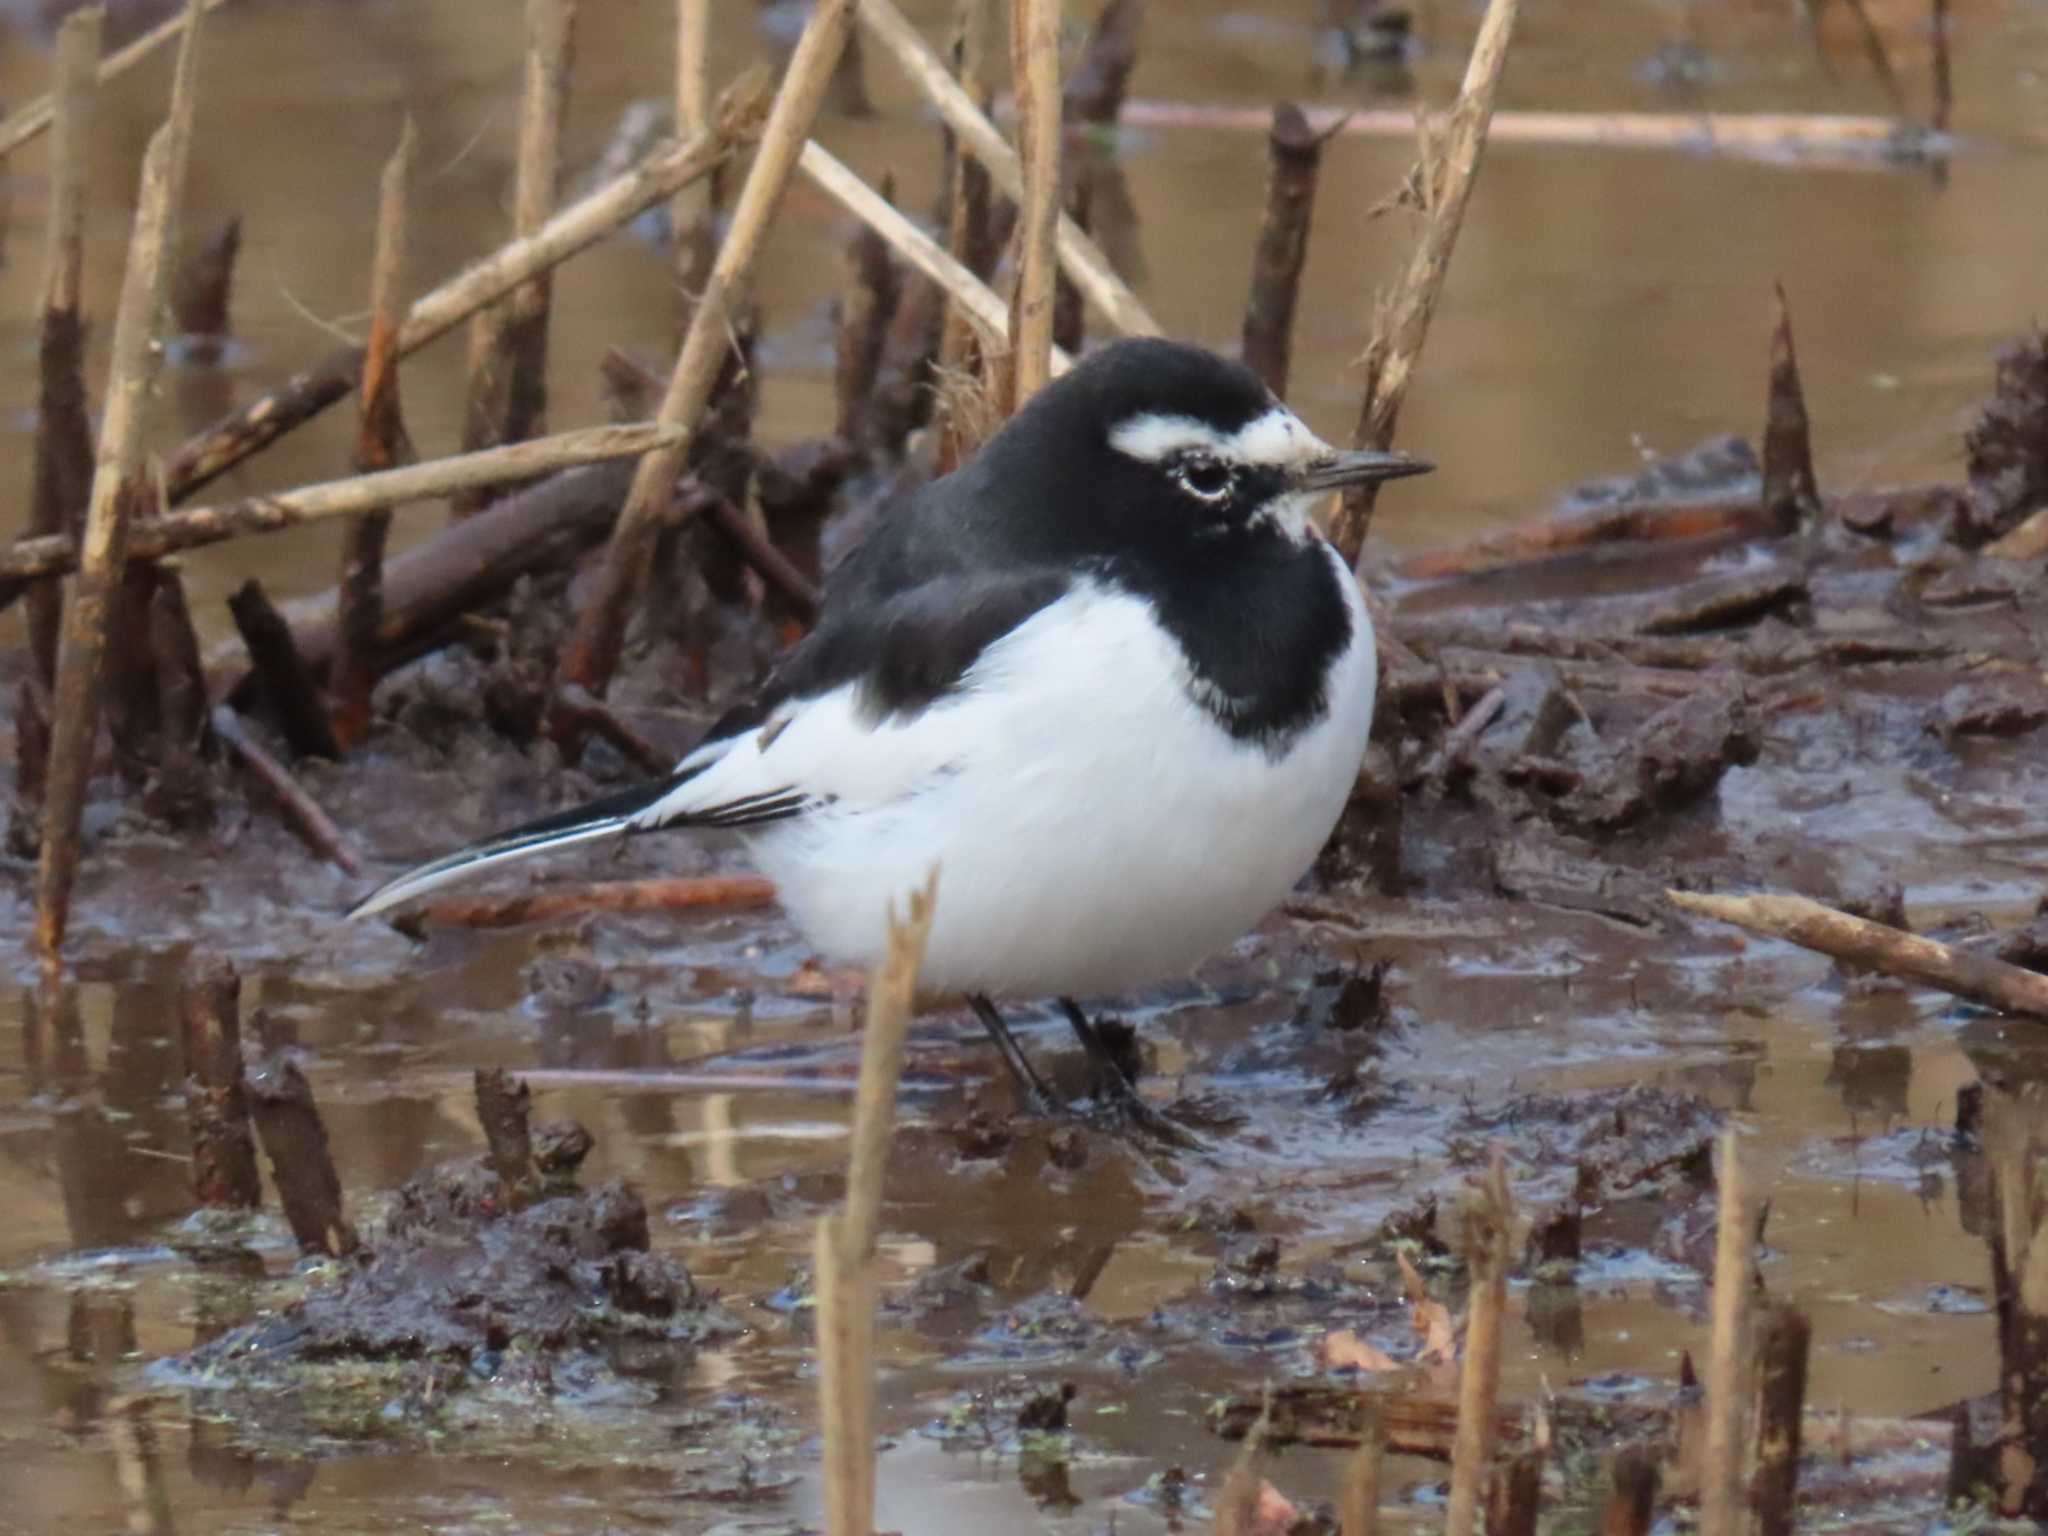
top-left (1294, 449), bottom-right (1434, 494)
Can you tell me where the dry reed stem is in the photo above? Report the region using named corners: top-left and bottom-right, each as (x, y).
top-left (160, 0), bottom-right (208, 226)
top-left (1700, 1126), bottom-right (1754, 1536)
top-left (1116, 101), bottom-right (1927, 162)
top-left (817, 870), bottom-right (939, 1536)
top-left (4, 425), bottom-right (679, 582)
top-left (799, 141), bottom-right (1072, 375)
top-left (557, 0), bottom-right (855, 717)
top-left (0, 0), bottom-right (234, 161)
top-left (1669, 889), bottom-right (2048, 1018)
top-left (24, 5), bottom-right (102, 690)
top-left (1339, 1402), bottom-right (1384, 1536)
top-left (34, 127), bottom-right (176, 970)
top-left (1214, 1390), bottom-right (1274, 1536)
top-left (1004, 0), bottom-right (1061, 408)
top-left (677, 0), bottom-right (710, 138)
top-left (459, 0), bottom-right (579, 505)
top-left (1333, 0), bottom-right (1520, 567)
top-left (333, 118), bottom-right (419, 748)
top-left (160, 114), bottom-right (742, 505)
top-left (1445, 1151), bottom-right (1514, 1536)
top-left (860, 0), bottom-right (1159, 338)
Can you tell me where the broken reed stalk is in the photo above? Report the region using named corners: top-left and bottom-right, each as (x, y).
top-left (228, 578), bottom-right (342, 761)
top-left (799, 141), bottom-right (1072, 374)
top-left (1749, 1303), bottom-right (1812, 1536)
top-left (859, 0), bottom-right (1160, 338)
top-left (144, 565), bottom-right (215, 826)
top-left (1489, 1444), bottom-right (1545, 1536)
top-left (1700, 1126), bottom-right (1754, 1536)
top-left (1601, 1446), bottom-right (1661, 1536)
top-left (210, 706), bottom-right (363, 875)
top-left (1242, 102), bottom-right (1341, 399)
top-left (817, 870), bottom-right (939, 1536)
top-left (333, 119), bottom-right (419, 749)
top-left (1004, 0), bottom-right (1061, 409)
top-left (177, 954), bottom-right (262, 1210)
top-left (677, 0), bottom-right (710, 140)
top-left (473, 1067), bottom-right (537, 1193)
top-left (1444, 1152), bottom-right (1514, 1536)
top-left (246, 1048), bottom-right (359, 1258)
top-left (170, 216), bottom-right (240, 350)
top-left (458, 0), bottom-right (578, 513)
top-left (25, 5), bottom-right (102, 692)
top-left (3, 425), bottom-right (681, 584)
top-left (1983, 1085), bottom-right (2048, 1517)
top-left (1332, 0), bottom-right (1522, 568)
top-left (1669, 889), bottom-right (2048, 1018)
top-left (1761, 282), bottom-right (1820, 532)
top-left (1214, 1392), bottom-right (1274, 1536)
top-left (34, 127), bottom-right (176, 971)
top-left (0, 0), bottom-right (233, 161)
top-left (1338, 1403), bottom-right (1384, 1536)
top-left (835, 174), bottom-right (902, 446)
top-left (556, 0), bottom-right (855, 723)
top-left (161, 115), bottom-right (740, 505)
top-left (404, 874), bottom-right (776, 932)
top-left (1931, 0), bottom-right (1953, 134)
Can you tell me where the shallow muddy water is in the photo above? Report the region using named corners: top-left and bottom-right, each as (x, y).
top-left (5, 1), bottom-right (2048, 1533)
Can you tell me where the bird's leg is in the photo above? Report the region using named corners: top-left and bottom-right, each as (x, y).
top-left (966, 993), bottom-right (1058, 1112)
top-left (1057, 997), bottom-right (1196, 1148)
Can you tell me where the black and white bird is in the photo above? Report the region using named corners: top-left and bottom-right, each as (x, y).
top-left (350, 339), bottom-right (1429, 1118)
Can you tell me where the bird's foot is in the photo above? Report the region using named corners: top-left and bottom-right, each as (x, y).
top-left (1059, 1000), bottom-right (1202, 1152)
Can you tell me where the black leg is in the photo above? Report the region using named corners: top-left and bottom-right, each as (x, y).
top-left (967, 992), bottom-right (1056, 1111)
top-left (1057, 997), bottom-right (1197, 1148)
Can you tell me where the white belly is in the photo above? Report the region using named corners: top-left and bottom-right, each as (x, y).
top-left (744, 556), bottom-right (1376, 996)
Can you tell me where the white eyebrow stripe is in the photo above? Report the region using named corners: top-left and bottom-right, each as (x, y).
top-left (1108, 405), bottom-right (1329, 467)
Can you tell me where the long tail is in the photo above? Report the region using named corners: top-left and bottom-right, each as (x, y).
top-left (346, 780), bottom-right (677, 920)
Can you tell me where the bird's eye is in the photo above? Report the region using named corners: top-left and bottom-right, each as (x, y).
top-left (1174, 455), bottom-right (1233, 502)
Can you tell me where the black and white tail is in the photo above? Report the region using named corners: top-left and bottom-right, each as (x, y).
top-left (346, 779), bottom-right (676, 920)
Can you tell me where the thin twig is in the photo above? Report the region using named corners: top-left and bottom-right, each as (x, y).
top-left (818, 870), bottom-right (939, 1536)
top-left (334, 118), bottom-right (419, 748)
top-left (34, 126), bottom-right (176, 971)
top-left (4, 425), bottom-right (682, 582)
top-left (1333, 0), bottom-right (1520, 566)
top-left (1004, 0), bottom-right (1060, 409)
top-left (1669, 889), bottom-right (2048, 1018)
top-left (858, 0), bottom-right (1160, 338)
top-left (555, 0), bottom-right (855, 725)
top-left (799, 140), bottom-right (1072, 374)
top-left (1700, 1126), bottom-right (1753, 1536)
top-left (0, 0), bottom-right (236, 161)
top-left (161, 109), bottom-right (745, 504)
top-left (703, 494), bottom-right (823, 623)
top-left (211, 707), bottom-right (363, 876)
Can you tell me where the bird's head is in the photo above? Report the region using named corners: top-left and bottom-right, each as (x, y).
top-left (984, 338), bottom-right (1431, 558)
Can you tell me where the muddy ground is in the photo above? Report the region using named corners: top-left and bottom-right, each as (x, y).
top-left (7, 1), bottom-right (2048, 1533)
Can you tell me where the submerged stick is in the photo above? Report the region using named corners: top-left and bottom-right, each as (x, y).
top-left (405, 874), bottom-right (776, 932)
top-left (0, 0), bottom-right (235, 161)
top-left (858, 0), bottom-right (1160, 338)
top-left (1242, 103), bottom-right (1341, 398)
top-left (25, 5), bottom-right (102, 690)
top-left (1761, 282), bottom-right (1820, 533)
top-left (334, 120), bottom-right (419, 749)
top-left (1669, 889), bottom-right (2048, 1018)
top-left (459, 0), bottom-right (579, 510)
top-left (1750, 1303), bottom-right (1813, 1536)
top-left (1333, 0), bottom-right (1521, 566)
top-left (161, 114), bottom-right (742, 504)
top-left (799, 140), bottom-right (1072, 374)
top-left (245, 1050), bottom-right (359, 1257)
top-left (34, 128), bottom-right (175, 970)
top-left (557, 0), bottom-right (854, 722)
top-left (1005, 0), bottom-right (1061, 409)
top-left (1393, 492), bottom-right (1773, 582)
top-left (177, 955), bottom-right (261, 1211)
top-left (1445, 1153), bottom-right (1514, 1536)
top-left (1700, 1127), bottom-right (1754, 1536)
top-left (818, 871), bottom-right (939, 1536)
top-left (210, 706), bottom-right (362, 875)
top-left (3, 425), bottom-right (680, 583)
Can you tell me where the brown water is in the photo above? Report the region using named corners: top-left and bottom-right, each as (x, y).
top-left (4, 1), bottom-right (2048, 1532)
